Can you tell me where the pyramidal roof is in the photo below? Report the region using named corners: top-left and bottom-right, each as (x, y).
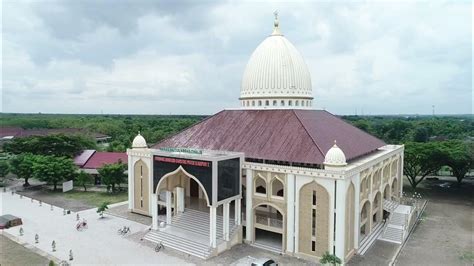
top-left (153, 110), bottom-right (385, 165)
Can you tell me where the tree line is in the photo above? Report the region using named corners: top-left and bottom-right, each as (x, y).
top-left (344, 115), bottom-right (473, 189)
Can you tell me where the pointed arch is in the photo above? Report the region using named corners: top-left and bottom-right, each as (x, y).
top-left (271, 176), bottom-right (284, 197)
top-left (155, 165), bottom-right (210, 206)
top-left (254, 174), bottom-right (267, 195)
top-left (298, 180), bottom-right (330, 257)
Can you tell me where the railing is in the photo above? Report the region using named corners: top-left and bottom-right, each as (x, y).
top-left (255, 214), bottom-right (283, 229)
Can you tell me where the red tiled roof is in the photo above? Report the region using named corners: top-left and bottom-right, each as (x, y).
top-left (74, 150), bottom-right (96, 167)
top-left (82, 151), bottom-right (127, 169)
top-left (154, 109), bottom-right (385, 165)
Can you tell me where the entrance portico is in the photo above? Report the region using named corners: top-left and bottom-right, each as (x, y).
top-left (145, 148), bottom-right (244, 258)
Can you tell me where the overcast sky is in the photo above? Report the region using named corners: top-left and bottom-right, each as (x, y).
top-left (2, 0), bottom-right (472, 115)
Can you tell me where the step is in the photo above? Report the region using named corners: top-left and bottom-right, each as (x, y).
top-left (144, 231), bottom-right (211, 259)
top-left (358, 222), bottom-right (384, 255)
top-left (251, 242), bottom-right (282, 254)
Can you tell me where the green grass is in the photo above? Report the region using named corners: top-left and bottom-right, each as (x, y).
top-left (459, 251), bottom-right (474, 262)
top-left (63, 190), bottom-right (128, 207)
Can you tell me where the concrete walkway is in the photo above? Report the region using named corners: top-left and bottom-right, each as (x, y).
top-left (1, 190), bottom-right (191, 265)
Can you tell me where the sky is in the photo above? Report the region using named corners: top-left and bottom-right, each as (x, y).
top-left (1, 0), bottom-right (472, 115)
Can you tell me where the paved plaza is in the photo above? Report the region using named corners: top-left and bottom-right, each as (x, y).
top-left (0, 190), bottom-right (190, 265)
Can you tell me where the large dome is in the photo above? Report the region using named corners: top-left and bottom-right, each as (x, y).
top-left (240, 14), bottom-right (313, 109)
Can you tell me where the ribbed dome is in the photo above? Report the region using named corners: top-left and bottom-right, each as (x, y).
top-left (324, 141), bottom-right (347, 167)
top-left (132, 133), bottom-right (147, 149)
top-left (240, 14), bottom-right (313, 109)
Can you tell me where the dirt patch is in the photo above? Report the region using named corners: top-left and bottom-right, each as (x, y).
top-left (0, 234), bottom-right (50, 266)
top-left (395, 176), bottom-right (474, 266)
top-left (16, 186), bottom-right (93, 212)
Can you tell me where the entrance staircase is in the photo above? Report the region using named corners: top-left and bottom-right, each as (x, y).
top-left (379, 205), bottom-right (413, 244)
top-left (171, 208), bottom-right (236, 239)
top-left (358, 222), bottom-right (384, 255)
top-left (144, 230), bottom-right (212, 259)
top-left (143, 208), bottom-right (237, 259)
top-left (383, 199), bottom-right (399, 212)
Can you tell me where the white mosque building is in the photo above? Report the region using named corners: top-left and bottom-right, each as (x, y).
top-left (127, 14), bottom-right (410, 263)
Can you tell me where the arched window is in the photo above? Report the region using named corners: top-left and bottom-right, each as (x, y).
top-left (281, 100), bottom-right (285, 106)
top-left (252, 101), bottom-right (255, 106)
top-left (255, 176), bottom-right (266, 195)
top-left (289, 100), bottom-right (293, 106)
top-left (295, 100), bottom-right (299, 106)
top-left (265, 100), bottom-right (269, 106)
top-left (258, 100), bottom-right (262, 106)
top-left (271, 178), bottom-right (284, 197)
top-left (273, 100), bottom-right (277, 106)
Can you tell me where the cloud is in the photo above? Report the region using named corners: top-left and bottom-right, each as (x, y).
top-left (2, 0), bottom-right (472, 115)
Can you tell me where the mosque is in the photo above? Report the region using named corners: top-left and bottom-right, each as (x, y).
top-left (127, 14), bottom-right (407, 263)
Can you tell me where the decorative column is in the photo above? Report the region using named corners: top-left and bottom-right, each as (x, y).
top-left (286, 174), bottom-right (295, 254)
top-left (209, 206), bottom-right (217, 248)
top-left (235, 199), bottom-right (241, 225)
top-left (245, 169), bottom-right (254, 242)
top-left (353, 174), bottom-right (361, 249)
top-left (223, 202), bottom-right (230, 241)
top-left (128, 155), bottom-right (133, 209)
top-left (335, 179), bottom-right (347, 263)
top-left (166, 191), bottom-right (172, 225)
top-left (152, 193), bottom-right (158, 230)
top-left (176, 187), bottom-right (185, 213)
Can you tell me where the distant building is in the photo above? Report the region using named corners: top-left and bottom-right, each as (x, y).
top-left (74, 150), bottom-right (127, 184)
top-left (127, 14), bottom-right (409, 263)
top-left (0, 127), bottom-right (111, 146)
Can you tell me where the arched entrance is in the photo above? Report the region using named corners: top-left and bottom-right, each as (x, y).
top-left (391, 178), bottom-right (398, 199)
top-left (360, 200), bottom-right (371, 238)
top-left (383, 185), bottom-right (391, 200)
top-left (372, 192), bottom-right (382, 225)
top-left (253, 203), bottom-right (285, 252)
top-left (155, 166), bottom-right (211, 214)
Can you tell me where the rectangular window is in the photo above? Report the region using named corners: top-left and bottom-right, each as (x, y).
top-left (140, 200), bottom-right (143, 208)
top-left (140, 179), bottom-right (143, 196)
top-left (140, 165), bottom-right (143, 177)
top-left (312, 209), bottom-right (316, 236)
top-left (312, 241), bottom-right (316, 252)
top-left (312, 191), bottom-right (317, 206)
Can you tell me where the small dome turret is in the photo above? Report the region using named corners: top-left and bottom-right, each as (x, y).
top-left (132, 132), bottom-right (147, 149)
top-left (324, 141), bottom-right (347, 167)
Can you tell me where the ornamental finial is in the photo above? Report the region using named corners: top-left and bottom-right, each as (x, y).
top-left (271, 10), bottom-right (282, 36)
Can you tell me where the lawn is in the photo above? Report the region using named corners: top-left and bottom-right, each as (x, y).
top-left (63, 190), bottom-right (128, 207)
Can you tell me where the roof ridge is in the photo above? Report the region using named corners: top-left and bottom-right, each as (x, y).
top-left (292, 109), bottom-right (325, 157)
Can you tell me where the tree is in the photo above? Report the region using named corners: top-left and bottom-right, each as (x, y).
top-left (98, 161), bottom-right (126, 193)
top-left (412, 127), bottom-right (430, 142)
top-left (440, 141), bottom-right (474, 184)
top-left (32, 156), bottom-right (77, 191)
top-left (0, 161), bottom-right (9, 178)
top-left (404, 142), bottom-right (446, 189)
top-left (97, 202), bottom-right (109, 218)
top-left (76, 170), bottom-right (92, 191)
top-left (9, 153), bottom-right (37, 187)
top-left (3, 134), bottom-right (96, 157)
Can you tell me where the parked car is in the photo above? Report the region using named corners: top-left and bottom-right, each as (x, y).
top-left (251, 258), bottom-right (278, 266)
top-left (0, 214), bottom-right (22, 229)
